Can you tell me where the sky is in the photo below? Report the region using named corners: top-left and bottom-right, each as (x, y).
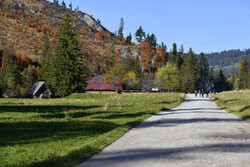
top-left (50, 0), bottom-right (250, 53)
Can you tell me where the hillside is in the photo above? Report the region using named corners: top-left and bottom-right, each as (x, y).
top-left (0, 0), bottom-right (134, 74)
top-left (205, 49), bottom-right (250, 74)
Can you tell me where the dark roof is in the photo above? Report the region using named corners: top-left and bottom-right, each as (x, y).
top-left (24, 81), bottom-right (45, 96)
top-left (85, 76), bottom-right (123, 90)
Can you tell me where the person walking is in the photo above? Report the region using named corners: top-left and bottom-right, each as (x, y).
top-left (195, 90), bottom-right (198, 97)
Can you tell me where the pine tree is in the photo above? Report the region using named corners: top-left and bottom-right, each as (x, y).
top-left (118, 17), bottom-right (124, 39)
top-left (135, 26), bottom-right (145, 43)
top-left (4, 50), bottom-right (25, 97)
top-left (22, 65), bottom-right (36, 90)
top-left (168, 43), bottom-right (177, 65)
top-left (238, 58), bottom-right (249, 89)
top-left (173, 43), bottom-right (177, 56)
top-left (126, 33), bottom-right (132, 44)
top-left (160, 42), bottom-right (167, 54)
top-left (176, 45), bottom-right (184, 69)
top-left (42, 14), bottom-right (87, 97)
top-left (105, 44), bottom-right (116, 72)
top-left (0, 50), bottom-right (8, 96)
top-left (150, 33), bottom-right (157, 48)
top-left (146, 33), bottom-right (150, 43)
top-left (146, 33), bottom-right (157, 48)
top-left (214, 70), bottom-right (230, 92)
top-left (0, 70), bottom-right (6, 97)
top-left (122, 47), bottom-right (142, 78)
top-left (180, 48), bottom-right (199, 92)
top-left (199, 52), bottom-right (209, 80)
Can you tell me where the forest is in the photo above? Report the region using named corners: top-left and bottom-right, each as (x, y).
top-left (205, 49), bottom-right (250, 68)
top-left (0, 0), bottom-right (249, 98)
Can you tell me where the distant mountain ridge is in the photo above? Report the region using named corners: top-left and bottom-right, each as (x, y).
top-left (205, 49), bottom-right (250, 68)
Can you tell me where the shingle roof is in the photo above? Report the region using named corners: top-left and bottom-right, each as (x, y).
top-left (25, 81), bottom-right (45, 96)
top-left (85, 76), bottom-right (123, 90)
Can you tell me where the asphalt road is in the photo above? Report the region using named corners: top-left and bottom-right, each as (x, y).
top-left (76, 94), bottom-right (250, 167)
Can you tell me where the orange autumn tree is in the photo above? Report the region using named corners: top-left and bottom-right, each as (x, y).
top-left (140, 41), bottom-right (155, 72)
top-left (155, 47), bottom-right (165, 69)
top-left (19, 53), bottom-right (32, 69)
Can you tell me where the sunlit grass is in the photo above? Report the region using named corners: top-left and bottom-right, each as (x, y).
top-left (0, 93), bottom-right (183, 167)
top-left (212, 90), bottom-right (250, 123)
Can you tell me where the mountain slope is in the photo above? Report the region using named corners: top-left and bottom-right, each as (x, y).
top-left (205, 49), bottom-right (250, 75)
top-left (0, 0), bottom-right (117, 62)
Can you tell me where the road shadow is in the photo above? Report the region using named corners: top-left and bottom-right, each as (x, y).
top-left (133, 117), bottom-right (245, 129)
top-left (239, 105), bottom-right (250, 112)
top-left (67, 143), bottom-right (250, 167)
top-left (158, 111), bottom-right (229, 116)
top-left (170, 108), bottom-right (225, 111)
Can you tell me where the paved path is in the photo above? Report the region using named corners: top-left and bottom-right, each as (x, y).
top-left (76, 94), bottom-right (250, 167)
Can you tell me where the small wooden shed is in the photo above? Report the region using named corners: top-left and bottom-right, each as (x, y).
top-left (24, 81), bottom-right (52, 98)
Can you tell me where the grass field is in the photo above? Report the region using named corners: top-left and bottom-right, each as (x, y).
top-left (0, 93), bottom-right (184, 167)
top-left (213, 90), bottom-right (250, 123)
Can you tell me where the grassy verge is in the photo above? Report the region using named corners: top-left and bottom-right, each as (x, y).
top-left (0, 93), bottom-right (184, 167)
top-left (212, 90), bottom-right (250, 123)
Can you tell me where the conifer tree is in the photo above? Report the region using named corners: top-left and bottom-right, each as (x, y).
top-left (0, 50), bottom-right (7, 96)
top-left (173, 43), bottom-right (177, 56)
top-left (238, 58), bottom-right (249, 89)
top-left (126, 33), bottom-right (132, 44)
top-left (3, 50), bottom-right (25, 97)
top-left (168, 43), bottom-right (177, 65)
top-left (42, 14), bottom-right (87, 97)
top-left (22, 65), bottom-right (36, 90)
top-left (180, 48), bottom-right (199, 92)
top-left (146, 33), bottom-right (150, 43)
top-left (123, 48), bottom-right (142, 78)
top-left (160, 42), bottom-right (167, 54)
top-left (199, 52), bottom-right (209, 80)
top-left (214, 69), bottom-right (230, 92)
top-left (150, 33), bottom-right (157, 48)
top-left (135, 26), bottom-right (145, 43)
top-left (118, 17), bottom-right (124, 39)
top-left (176, 45), bottom-right (184, 70)
top-left (0, 70), bottom-right (6, 97)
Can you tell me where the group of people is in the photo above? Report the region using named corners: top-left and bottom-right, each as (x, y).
top-left (194, 90), bottom-right (210, 98)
